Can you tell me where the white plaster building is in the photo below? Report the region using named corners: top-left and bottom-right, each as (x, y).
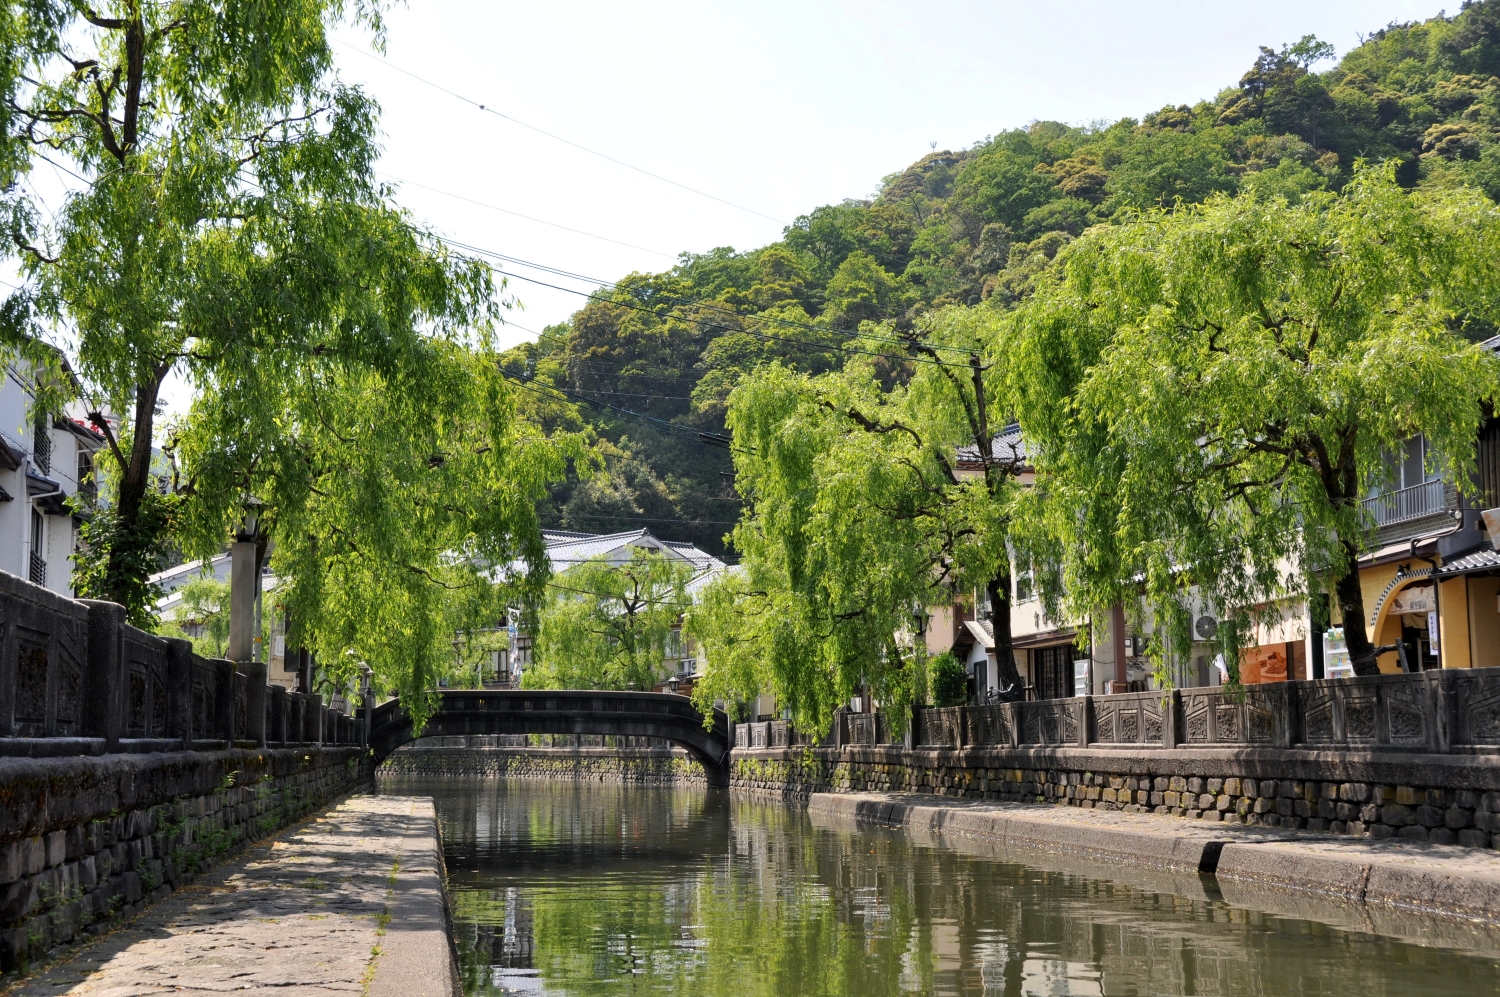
top-left (0, 353), bottom-right (104, 596)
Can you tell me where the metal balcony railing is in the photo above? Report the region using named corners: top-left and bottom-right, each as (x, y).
top-left (31, 424), bottom-right (51, 475)
top-left (28, 551), bottom-right (45, 586)
top-left (1362, 478), bottom-right (1449, 527)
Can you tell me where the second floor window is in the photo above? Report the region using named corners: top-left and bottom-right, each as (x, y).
top-left (1391, 436), bottom-right (1442, 492)
top-left (32, 421), bottom-right (51, 475)
top-left (77, 451), bottom-right (95, 504)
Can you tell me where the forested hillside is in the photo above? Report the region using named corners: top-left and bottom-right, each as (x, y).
top-left (505, 2), bottom-right (1500, 556)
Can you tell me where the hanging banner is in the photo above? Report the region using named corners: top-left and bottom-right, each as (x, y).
top-left (1390, 583), bottom-right (1436, 615)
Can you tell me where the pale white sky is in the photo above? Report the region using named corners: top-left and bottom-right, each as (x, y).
top-left (4, 1), bottom-right (1450, 419)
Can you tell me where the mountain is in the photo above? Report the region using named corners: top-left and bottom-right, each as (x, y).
top-left (503, 2), bottom-right (1500, 557)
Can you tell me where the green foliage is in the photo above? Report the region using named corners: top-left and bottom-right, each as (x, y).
top-left (513, 3), bottom-right (1500, 554)
top-left (511, 5), bottom-right (1500, 561)
top-left (0, 0), bottom-right (470, 623)
top-left (159, 576), bottom-right (233, 659)
top-left (527, 550), bottom-right (693, 691)
top-left (174, 339), bottom-right (572, 723)
top-left (928, 653), bottom-right (968, 707)
top-left (685, 306), bottom-right (1032, 733)
top-left (73, 487), bottom-right (176, 629)
top-left (1010, 167), bottom-right (1500, 677)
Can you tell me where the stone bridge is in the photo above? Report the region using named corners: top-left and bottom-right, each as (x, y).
top-left (369, 689), bottom-right (733, 787)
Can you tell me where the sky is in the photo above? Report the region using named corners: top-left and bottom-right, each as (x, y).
top-left (4, 1), bottom-right (1452, 419)
top-left (340, 0), bottom-right (1446, 350)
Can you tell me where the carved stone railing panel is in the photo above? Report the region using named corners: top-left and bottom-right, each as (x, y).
top-left (1449, 668), bottom-right (1500, 746)
top-left (966, 704), bottom-right (1010, 746)
top-left (1090, 690), bottom-right (1165, 746)
top-left (917, 707), bottom-right (961, 748)
top-left (1019, 701), bottom-right (1073, 746)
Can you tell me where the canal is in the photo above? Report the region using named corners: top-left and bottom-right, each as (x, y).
top-left (381, 777), bottom-right (1500, 995)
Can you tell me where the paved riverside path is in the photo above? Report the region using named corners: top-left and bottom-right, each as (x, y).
top-left (0, 794), bottom-right (454, 997)
top-left (805, 791), bottom-right (1500, 925)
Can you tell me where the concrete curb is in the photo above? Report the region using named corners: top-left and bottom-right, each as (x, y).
top-left (804, 790), bottom-right (1500, 924)
top-left (369, 797), bottom-right (459, 997)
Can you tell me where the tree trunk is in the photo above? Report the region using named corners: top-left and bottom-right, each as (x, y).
top-left (1333, 537), bottom-right (1380, 676)
top-left (986, 575), bottom-right (1024, 698)
top-left (101, 376), bottom-right (163, 609)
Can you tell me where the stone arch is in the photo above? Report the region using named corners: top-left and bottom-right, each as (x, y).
top-left (369, 690), bottom-right (731, 788)
top-left (1368, 567), bottom-right (1436, 670)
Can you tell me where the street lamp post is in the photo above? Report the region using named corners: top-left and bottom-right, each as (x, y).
top-left (228, 496), bottom-right (263, 664)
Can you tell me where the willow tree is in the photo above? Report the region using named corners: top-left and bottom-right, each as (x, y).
top-left (527, 550), bottom-right (693, 692)
top-left (170, 322), bottom-right (574, 717)
top-left (0, 0), bottom-right (468, 623)
top-left (1012, 167), bottom-right (1500, 677)
top-left (686, 310), bottom-right (1030, 735)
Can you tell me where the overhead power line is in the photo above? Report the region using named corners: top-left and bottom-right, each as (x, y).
top-left (382, 173), bottom-right (677, 259)
top-left (505, 372), bottom-right (743, 454)
top-left (333, 38), bottom-right (784, 224)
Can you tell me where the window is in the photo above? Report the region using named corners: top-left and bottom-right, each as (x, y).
top-left (1031, 643), bottom-right (1077, 701)
top-left (77, 451), bottom-right (95, 505)
top-left (32, 421), bottom-right (51, 475)
top-left (1383, 435), bottom-right (1442, 492)
top-left (29, 510), bottom-right (45, 585)
top-left (1015, 563), bottom-right (1035, 604)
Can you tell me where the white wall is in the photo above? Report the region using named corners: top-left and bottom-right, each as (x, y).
top-left (0, 359), bottom-right (99, 597)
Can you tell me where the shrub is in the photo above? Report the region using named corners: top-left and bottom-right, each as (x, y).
top-left (929, 653), bottom-right (969, 707)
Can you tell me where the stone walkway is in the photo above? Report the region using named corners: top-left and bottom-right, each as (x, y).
top-left (806, 790), bottom-right (1500, 924)
top-left (0, 794), bottom-right (454, 997)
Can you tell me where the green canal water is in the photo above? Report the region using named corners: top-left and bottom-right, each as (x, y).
top-left (382, 777), bottom-right (1500, 996)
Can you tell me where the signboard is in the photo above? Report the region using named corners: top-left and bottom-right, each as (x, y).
top-left (1390, 583), bottom-right (1435, 615)
top-left (1484, 508), bottom-right (1500, 550)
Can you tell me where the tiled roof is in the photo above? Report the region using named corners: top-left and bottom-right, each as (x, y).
top-left (1436, 547), bottom-right (1500, 576)
top-left (1482, 334), bottom-right (1500, 355)
top-left (536, 528), bottom-right (726, 577)
top-left (955, 423), bottom-right (1030, 469)
top-left (0, 432), bottom-right (22, 471)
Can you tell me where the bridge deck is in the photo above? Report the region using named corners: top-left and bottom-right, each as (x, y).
top-left (370, 690), bottom-right (732, 787)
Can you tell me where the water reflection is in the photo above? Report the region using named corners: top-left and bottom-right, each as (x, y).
top-left (381, 778), bottom-right (1500, 996)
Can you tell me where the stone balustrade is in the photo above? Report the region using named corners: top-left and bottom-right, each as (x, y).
top-left (0, 569), bottom-right (361, 755)
top-left (734, 667), bottom-right (1500, 755)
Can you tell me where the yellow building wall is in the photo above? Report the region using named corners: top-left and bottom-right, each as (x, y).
top-left (1439, 576), bottom-right (1471, 669)
top-left (1360, 562), bottom-right (1404, 673)
top-left (1360, 559), bottom-right (1479, 671)
top-left (1470, 576), bottom-right (1500, 669)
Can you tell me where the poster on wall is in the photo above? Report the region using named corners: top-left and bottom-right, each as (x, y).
top-left (1240, 644), bottom-right (1288, 684)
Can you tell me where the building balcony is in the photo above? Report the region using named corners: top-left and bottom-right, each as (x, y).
top-left (1362, 479), bottom-right (1461, 548)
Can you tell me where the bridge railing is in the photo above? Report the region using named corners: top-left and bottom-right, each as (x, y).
top-left (0, 569), bottom-right (361, 756)
top-left (734, 667), bottom-right (1500, 755)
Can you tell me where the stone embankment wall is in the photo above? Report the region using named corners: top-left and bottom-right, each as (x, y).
top-left (732, 746), bottom-right (1500, 848)
top-left (380, 743), bottom-right (704, 785)
top-left (0, 746), bottom-right (367, 973)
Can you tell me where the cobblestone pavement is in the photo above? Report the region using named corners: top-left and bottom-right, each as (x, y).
top-left (0, 794), bottom-right (453, 997)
